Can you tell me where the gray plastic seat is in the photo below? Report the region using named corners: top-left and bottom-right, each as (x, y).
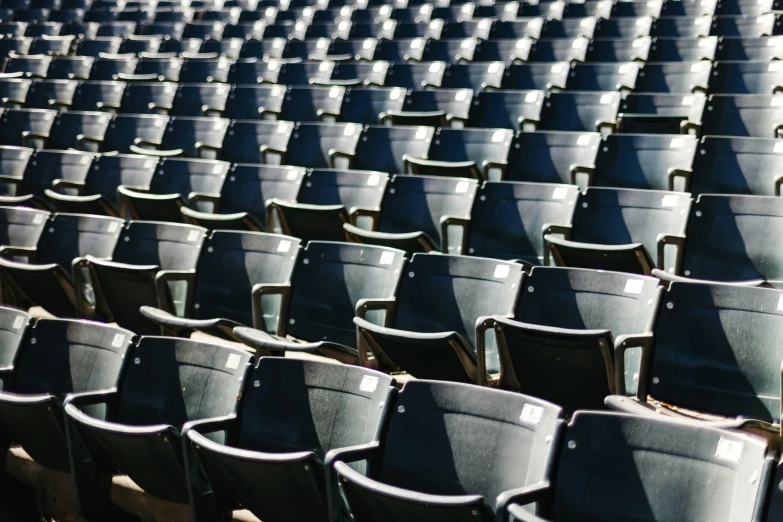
top-left (283, 122), bottom-right (362, 169)
top-left (635, 62), bottom-right (712, 94)
top-left (338, 87), bottom-right (407, 125)
top-left (690, 136), bottom-right (783, 196)
top-left (46, 110), bottom-right (112, 151)
top-left (24, 78), bottom-right (78, 110)
top-left (0, 78), bottom-right (32, 108)
top-left (355, 253), bottom-right (523, 382)
top-left (129, 116), bottom-right (229, 160)
top-left (545, 187), bottom-right (692, 275)
top-left (467, 90), bottom-right (545, 130)
top-left (69, 80), bottom-right (126, 112)
top-left (0, 108), bottom-right (55, 148)
top-left (383, 61), bottom-right (447, 89)
top-left (169, 82), bottom-right (230, 118)
top-left (505, 131), bottom-right (601, 184)
top-left (336, 380), bottom-right (563, 522)
top-left (616, 93), bottom-right (706, 134)
top-left (585, 37), bottom-right (652, 62)
top-left (716, 36), bottom-right (783, 60)
top-left (218, 119), bottom-right (294, 165)
top-left (709, 61), bottom-right (783, 94)
top-left (647, 36), bottom-right (719, 61)
top-left (702, 94), bottom-right (783, 137)
top-left (500, 62), bottom-right (570, 90)
top-left (117, 80), bottom-right (177, 114)
top-left (351, 125), bottom-right (434, 174)
top-left (222, 84), bottom-right (287, 120)
top-left (0, 205), bottom-right (48, 249)
top-left (539, 91), bottom-right (621, 133)
top-left (565, 62), bottom-right (640, 92)
top-left (382, 88), bottom-right (474, 128)
top-left (0, 145), bottom-right (33, 196)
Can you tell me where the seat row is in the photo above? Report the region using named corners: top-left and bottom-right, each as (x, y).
top-left (0, 325), bottom-right (776, 522)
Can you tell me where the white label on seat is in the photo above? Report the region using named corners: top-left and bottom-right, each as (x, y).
top-left (211, 164), bottom-right (223, 174)
top-left (363, 39), bottom-right (375, 49)
top-left (277, 239), bottom-right (292, 252)
top-left (635, 17), bottom-right (647, 26)
top-left (187, 230), bottom-right (200, 242)
top-left (715, 437), bottom-right (743, 462)
top-left (380, 5), bottom-right (390, 15)
top-left (107, 221), bottom-right (120, 232)
top-left (420, 4), bottom-right (431, 14)
top-left (577, 134), bottom-right (592, 146)
top-left (267, 61), bottom-right (278, 71)
top-left (600, 93), bottom-right (615, 104)
top-left (338, 21), bottom-right (350, 31)
top-left (478, 19), bottom-right (490, 30)
top-left (456, 90), bottom-right (469, 101)
top-left (430, 20), bottom-right (442, 30)
top-left (225, 353), bottom-right (241, 370)
top-left (462, 4), bottom-right (472, 13)
top-left (552, 187), bottom-right (568, 200)
top-left (506, 2), bottom-right (516, 10)
top-left (384, 20), bottom-right (394, 30)
top-left (416, 128), bottom-right (428, 140)
top-left (777, 294), bottom-right (783, 310)
top-left (231, 39), bottom-right (240, 49)
top-left (698, 38), bottom-right (711, 48)
top-left (455, 180), bottom-right (470, 193)
top-left (494, 264), bottom-right (510, 279)
top-left (525, 92), bottom-right (539, 103)
top-left (618, 64), bottom-right (631, 74)
top-left (273, 38), bottom-right (284, 49)
top-left (488, 62), bottom-right (501, 74)
top-left (670, 137), bottom-right (683, 148)
top-left (520, 404), bottom-right (543, 424)
top-left (379, 251), bottom-right (395, 265)
top-left (682, 95), bottom-right (694, 106)
top-left (360, 375), bottom-right (379, 392)
top-left (661, 194), bottom-right (679, 207)
top-left (772, 97), bottom-right (783, 107)
top-left (411, 38), bottom-right (423, 50)
top-left (367, 174), bottom-right (380, 186)
top-left (580, 17), bottom-right (592, 27)
top-left (213, 121), bottom-right (224, 131)
top-left (277, 122), bottom-right (289, 133)
top-left (33, 213), bottom-right (44, 224)
top-left (632, 39), bottom-right (643, 48)
top-left (390, 88), bottom-right (403, 100)
top-left (112, 334), bottom-right (125, 347)
top-left (317, 38), bottom-right (328, 49)
top-left (461, 39), bottom-right (473, 49)
top-left (373, 62), bottom-right (385, 72)
top-left (344, 124), bottom-right (357, 136)
top-left (695, 16), bottom-right (709, 25)
top-left (429, 62), bottom-right (442, 73)
top-left (690, 63), bottom-right (704, 72)
top-left (624, 279), bottom-right (644, 294)
top-left (12, 316), bottom-right (24, 330)
top-left (492, 130), bottom-right (506, 142)
top-left (272, 85), bottom-right (284, 97)
top-left (164, 84), bottom-right (175, 94)
top-left (319, 61), bottom-right (331, 72)
top-left (517, 39), bottom-right (527, 49)
top-left (775, 142), bottom-right (783, 153)
top-left (217, 86), bottom-right (227, 95)
top-left (572, 38), bottom-right (586, 49)
top-left (329, 86), bottom-right (341, 98)
top-left (550, 63), bottom-right (564, 73)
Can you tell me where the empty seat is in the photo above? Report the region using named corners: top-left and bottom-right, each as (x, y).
top-left (351, 125), bottom-right (433, 174)
top-left (635, 62), bottom-right (712, 93)
top-left (647, 36), bottom-right (719, 61)
top-left (169, 82), bottom-right (229, 118)
top-left (702, 93), bottom-right (783, 137)
top-left (711, 13), bottom-right (782, 38)
top-left (405, 128), bottom-right (513, 181)
top-left (46, 56), bottom-right (94, 80)
top-left (131, 53), bottom-right (183, 82)
top-left (490, 19), bottom-right (546, 40)
top-left (130, 116), bottom-right (229, 159)
top-left (74, 36), bottom-right (122, 56)
top-left (466, 181), bottom-right (579, 265)
top-left (64, 337), bottom-right (252, 510)
top-left (0, 77), bottom-right (32, 107)
top-left (86, 113), bottom-right (168, 154)
top-left (88, 54), bottom-right (138, 81)
top-left (178, 55), bottom-right (232, 84)
top-left (439, 62), bottom-right (505, 90)
top-left (28, 34), bottom-right (73, 55)
top-left (507, 411), bottom-right (771, 522)
top-left (418, 37), bottom-right (478, 62)
top-left (4, 54), bottom-right (51, 78)
top-left (585, 37), bottom-right (652, 62)
top-left (117, 81), bottom-right (177, 114)
top-left (24, 78), bottom-right (77, 109)
top-left (344, 174), bottom-right (476, 254)
top-left (517, 36), bottom-right (590, 63)
top-left (651, 16), bottom-right (713, 38)
top-left (382, 88), bottom-right (473, 127)
top-left (690, 136), bottom-right (783, 196)
top-left (46, 110), bottom-right (111, 151)
top-left (271, 168), bottom-right (387, 242)
top-left (716, 36), bottom-right (783, 60)
top-left (0, 205), bottom-right (47, 249)
top-left (199, 38), bottom-right (244, 60)
top-left (545, 187), bottom-right (692, 274)
top-left (709, 60), bottom-right (783, 94)
top-left (323, 60), bottom-right (391, 87)
top-left (0, 36), bottom-right (32, 57)
top-left (539, 91), bottom-right (621, 133)
top-left (501, 62), bottom-right (570, 90)
top-left (0, 107), bottom-right (55, 147)
top-left (384, 61), bottom-right (447, 89)
top-left (0, 318), bottom-right (133, 476)
top-left (338, 87), bottom-right (406, 125)
top-left (336, 381), bottom-right (563, 521)
top-left (117, 35), bottom-right (162, 55)
top-left (355, 253), bottom-right (523, 382)
top-left (85, 221), bottom-right (206, 333)
top-left (0, 149), bottom-right (95, 208)
top-left (467, 90), bottom-right (545, 130)
top-left (117, 157), bottom-right (229, 222)
top-left (505, 130), bottom-right (601, 184)
top-left (482, 267), bottom-right (660, 410)
top-left (540, 17), bottom-right (600, 39)
top-left (616, 93), bottom-right (706, 134)
top-left (0, 213), bottom-right (122, 317)
top-left (223, 84), bottom-right (286, 120)
top-left (471, 38), bottom-right (529, 63)
top-left (219, 120), bottom-right (293, 165)
top-left (185, 358), bottom-right (394, 522)
top-left (277, 85), bottom-right (346, 123)
top-left (591, 134), bottom-right (698, 191)
top-left (284, 122), bottom-right (362, 169)
top-left (565, 62), bottom-right (640, 92)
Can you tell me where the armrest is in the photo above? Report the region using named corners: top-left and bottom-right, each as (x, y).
top-left (76, 133), bottom-right (105, 151)
top-left (440, 215), bottom-right (470, 253)
top-left (542, 224), bottom-right (572, 265)
top-left (187, 192), bottom-right (221, 206)
top-left (570, 164), bottom-right (595, 186)
top-left (116, 72), bottom-right (160, 81)
top-left (258, 106), bottom-right (281, 119)
top-left (775, 175), bottom-right (783, 197)
top-left (327, 148), bottom-right (355, 169)
top-left (680, 120), bottom-right (700, 135)
top-left (656, 233), bottom-right (685, 273)
top-left (507, 504), bottom-right (551, 522)
top-left (518, 116), bottom-right (539, 132)
top-left (692, 85), bottom-right (709, 94)
top-left (354, 297), bottom-right (396, 322)
top-left (496, 481), bottom-right (552, 522)
top-left (404, 155), bottom-right (479, 177)
top-left (317, 108), bottom-right (341, 122)
top-left (63, 388), bottom-right (119, 421)
top-left (1, 96), bottom-right (26, 107)
top-left (155, 269), bottom-right (196, 314)
top-left (445, 113), bottom-right (468, 126)
top-left (596, 119), bottom-right (617, 134)
top-left (195, 141), bottom-right (221, 158)
top-left (613, 332), bottom-right (654, 397)
top-left (129, 144), bottom-right (184, 157)
top-left (21, 131), bottom-right (48, 149)
top-left (181, 413), bottom-right (237, 444)
top-left (651, 268), bottom-right (765, 288)
top-left (251, 282), bottom-right (292, 334)
top-left (667, 168), bottom-right (692, 191)
top-left (348, 207), bottom-right (378, 228)
top-left (260, 144), bottom-right (287, 164)
top-left (201, 105), bottom-right (223, 118)
top-left (482, 160), bottom-right (507, 180)
top-left (0, 175), bottom-right (24, 186)
top-left (0, 245), bottom-right (36, 261)
top-left (51, 179), bottom-right (86, 191)
top-left (325, 441), bottom-right (383, 522)
top-left (474, 316), bottom-right (496, 386)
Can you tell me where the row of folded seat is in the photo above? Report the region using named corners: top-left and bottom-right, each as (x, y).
top-left (0, 320), bottom-right (778, 522)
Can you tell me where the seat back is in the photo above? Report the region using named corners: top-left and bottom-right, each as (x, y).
top-left (296, 168), bottom-right (388, 210)
top-left (70, 80), bottom-right (126, 112)
top-left (279, 85), bottom-right (346, 123)
top-left (83, 154), bottom-right (157, 207)
top-left (468, 90), bottom-right (545, 130)
top-left (286, 122), bottom-right (362, 168)
top-left (506, 131), bottom-right (600, 184)
top-left (0, 108), bottom-right (55, 147)
top-left (566, 62), bottom-right (640, 91)
top-left (286, 242), bottom-right (404, 347)
top-left (501, 62), bottom-right (570, 90)
top-left (701, 94), bottom-right (783, 137)
top-left (425, 128), bottom-right (513, 177)
top-left (0, 307), bottom-right (30, 382)
top-left (178, 56), bottom-right (232, 83)
top-left (46, 56), bottom-right (94, 80)
top-left (103, 113), bottom-right (168, 154)
top-left (22, 149), bottom-right (96, 197)
top-left (134, 55), bottom-right (183, 82)
top-left (170, 83), bottom-right (230, 117)
top-left (384, 62), bottom-right (446, 89)
top-left (0, 146), bottom-right (33, 195)
top-left (111, 220), bottom-right (205, 271)
top-left (338, 87), bottom-right (406, 125)
top-left (89, 54), bottom-right (137, 80)
top-left (0, 206), bottom-right (48, 248)
top-left (118, 81), bottom-right (177, 114)
top-left (710, 61), bottom-right (783, 94)
top-left (635, 62), bottom-right (712, 93)
top-left (690, 136), bottom-right (783, 196)
top-left (48, 111), bottom-right (111, 151)
top-left (149, 157), bottom-right (229, 207)
top-left (218, 164), bottom-right (304, 227)
top-left (221, 120), bottom-right (293, 165)
top-left (159, 116), bottom-right (229, 159)
top-left (648, 36), bottom-right (719, 61)
top-left (353, 125), bottom-right (433, 174)
top-left (25, 79), bottom-right (79, 109)
top-left (539, 91), bottom-right (621, 132)
top-left (223, 84), bottom-right (286, 121)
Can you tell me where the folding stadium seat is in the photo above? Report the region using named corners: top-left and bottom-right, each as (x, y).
top-left (230, 59), bottom-right (333, 86)
top-left (3, 54), bottom-right (52, 78)
top-left (702, 93), bottom-right (783, 136)
top-left (334, 382), bottom-right (561, 520)
top-left (131, 52), bottom-right (183, 82)
top-left (218, 120), bottom-right (293, 165)
top-left (117, 157), bottom-right (229, 222)
top-left (169, 82), bottom-right (229, 117)
top-left (539, 18), bottom-right (599, 39)
top-left (88, 53), bottom-right (137, 80)
top-left (606, 282), bottom-right (783, 438)
top-left (84, 221), bottom-right (206, 333)
top-left (28, 34), bottom-right (73, 55)
top-left (710, 60), bottom-right (783, 94)
top-left (480, 267), bottom-right (660, 409)
top-left (0, 213), bottom-right (122, 317)
top-left (221, 21), bottom-right (266, 40)
top-left (178, 54), bottom-right (232, 84)
top-left (85, 113), bottom-right (168, 153)
top-left (415, 37), bottom-right (476, 62)
top-left (507, 412), bottom-right (771, 522)
top-left (369, 38), bottom-right (430, 62)
top-left (634, 62), bottom-right (712, 94)
top-left (200, 8), bottom-right (241, 25)
top-left (647, 36), bottom-right (719, 61)
top-left (323, 60), bottom-right (391, 87)
top-left (182, 358), bottom-right (393, 522)
top-left (501, 62), bottom-right (570, 90)
top-left (466, 89), bottom-right (545, 130)
top-left (199, 38), bottom-right (243, 60)
top-left (592, 17), bottom-right (654, 39)
top-left (95, 21), bottom-right (136, 37)
top-left (662, 0), bottom-right (714, 16)
top-left (609, 0), bottom-right (664, 18)
top-left (514, 36), bottom-right (590, 63)
top-left (351, 125), bottom-right (433, 174)
top-left (405, 127), bottom-right (514, 181)
top-left (157, 37), bottom-right (202, 56)
top-left (712, 13), bottom-right (782, 38)
top-left (0, 77), bottom-right (32, 107)
top-left (64, 337), bottom-right (252, 516)
top-left (565, 62), bottom-right (641, 92)
top-left (582, 37), bottom-right (651, 63)
top-left (505, 130), bottom-right (601, 184)
top-left (591, 134), bottom-right (698, 191)
top-left (24, 78), bottom-right (78, 109)
top-left (718, 0), bottom-right (774, 15)
top-left (384, 61), bottom-right (447, 89)
top-left (48, 8), bottom-right (85, 24)
top-left (181, 20), bottom-right (225, 40)
top-left (23, 21), bottom-right (61, 36)
top-left (0, 317), bottom-right (133, 483)
top-left (46, 55), bottom-right (94, 80)
top-left (129, 116), bottom-right (228, 160)
top-left (238, 37), bottom-right (289, 60)
top-left (333, 87), bottom-right (402, 124)
top-left (284, 122), bottom-right (362, 169)
top-left (0, 107), bottom-right (55, 147)
top-left (545, 187), bottom-right (692, 275)
top-left (0, 36), bottom-right (32, 57)
top-left (690, 136), bottom-right (783, 196)
top-left (275, 85), bottom-right (345, 123)
top-left (222, 84), bottom-right (285, 121)
top-left (181, 164), bottom-right (304, 231)
top-left (538, 91), bottom-right (621, 133)
top-left (0, 22), bottom-right (29, 37)
top-left (46, 110), bottom-right (111, 150)
top-left (343, 173), bottom-right (473, 254)
top-left (270, 168), bottom-right (387, 242)
top-left (44, 153), bottom-right (157, 215)
top-left (382, 88), bottom-right (473, 127)
top-left (651, 15), bottom-right (713, 38)
top-left (716, 36), bottom-right (783, 60)
top-left (616, 93), bottom-right (706, 134)
top-left (116, 7), bottom-right (155, 24)
top-left (60, 21), bottom-right (99, 38)
top-left (438, 61), bottom-right (504, 90)
top-left (117, 34), bottom-right (161, 55)
top-left (278, 38), bottom-right (333, 61)
top-left (0, 149), bottom-right (95, 208)
top-left (154, 7), bottom-right (195, 23)
top-left (117, 80), bottom-right (177, 114)
top-left (0, 205), bottom-right (47, 248)
top-left (470, 38), bottom-right (527, 63)
top-left (0, 145), bottom-right (32, 197)
top-left (141, 21), bottom-right (185, 38)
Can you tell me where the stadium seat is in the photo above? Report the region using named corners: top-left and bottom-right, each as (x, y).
top-left (715, 36), bottom-right (783, 61)
top-left (616, 92), bottom-right (705, 134)
top-left (117, 80), bottom-right (177, 114)
top-left (0, 36), bottom-right (32, 57)
top-left (28, 34), bottom-right (73, 55)
top-left (0, 149), bottom-right (95, 208)
top-left (218, 119), bottom-right (293, 164)
top-left (0, 306), bottom-right (29, 380)
top-left (178, 54), bottom-right (232, 83)
top-left (64, 337), bottom-right (253, 511)
top-left (0, 77), bottom-right (32, 107)
top-left (283, 121), bottom-right (361, 169)
top-left (651, 16), bottom-right (712, 38)
top-left (88, 53), bottom-right (138, 81)
top-left (117, 34), bottom-right (161, 55)
top-left (647, 36), bottom-right (719, 61)
top-left (129, 115), bottom-right (229, 159)
top-left (383, 61), bottom-right (446, 89)
top-left (465, 181), bottom-right (579, 264)
top-left (180, 164), bottom-right (304, 231)
top-left (709, 60), bottom-right (783, 94)
top-left (74, 35), bottom-right (122, 56)
top-left (484, 267), bottom-right (660, 409)
top-left (277, 85), bottom-right (345, 122)
top-left (418, 37), bottom-right (477, 62)
top-left (4, 54), bottom-right (52, 78)
top-left (117, 157), bottom-right (229, 222)
top-left (0, 145), bottom-right (33, 196)
top-left (131, 52), bottom-right (183, 82)
top-left (270, 168), bottom-right (387, 242)
top-left (545, 187), bottom-right (692, 274)
top-left (222, 84), bottom-right (286, 120)
top-left (46, 110), bottom-right (111, 150)
top-left (519, 36), bottom-right (590, 63)
top-left (467, 89), bottom-right (545, 130)
top-left (540, 17), bottom-right (599, 39)
top-left (690, 136), bottom-right (783, 196)
top-left (471, 38), bottom-right (530, 63)
top-left (199, 37), bottom-right (244, 59)
top-left (381, 88), bottom-right (473, 127)
top-left (46, 55), bottom-right (94, 80)
top-left (565, 62), bottom-right (640, 92)
top-left (635, 62), bottom-right (711, 94)
top-left (344, 174), bottom-right (477, 254)
top-left (711, 13), bottom-right (782, 38)
top-left (490, 19), bottom-right (545, 40)
top-left (538, 91), bottom-right (621, 133)
top-left (0, 212), bottom-right (122, 317)
top-left (500, 62), bottom-right (570, 90)
top-left (586, 37), bottom-right (652, 62)
top-left (351, 125), bottom-right (433, 173)
top-left (0, 205), bottom-right (48, 248)
top-left (439, 61), bottom-right (505, 90)
top-left (702, 93), bottom-right (783, 137)
top-left (338, 86), bottom-right (406, 125)
top-left (169, 82), bottom-right (228, 118)
top-left (323, 60), bottom-right (390, 87)
top-left (505, 130), bottom-right (600, 184)
top-left (507, 411), bottom-right (772, 522)
top-left (354, 253), bottom-right (523, 382)
top-left (184, 357), bottom-right (394, 522)
top-left (82, 113), bottom-right (167, 153)
top-left (335, 380), bottom-right (563, 522)
top-left (24, 78), bottom-right (77, 109)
